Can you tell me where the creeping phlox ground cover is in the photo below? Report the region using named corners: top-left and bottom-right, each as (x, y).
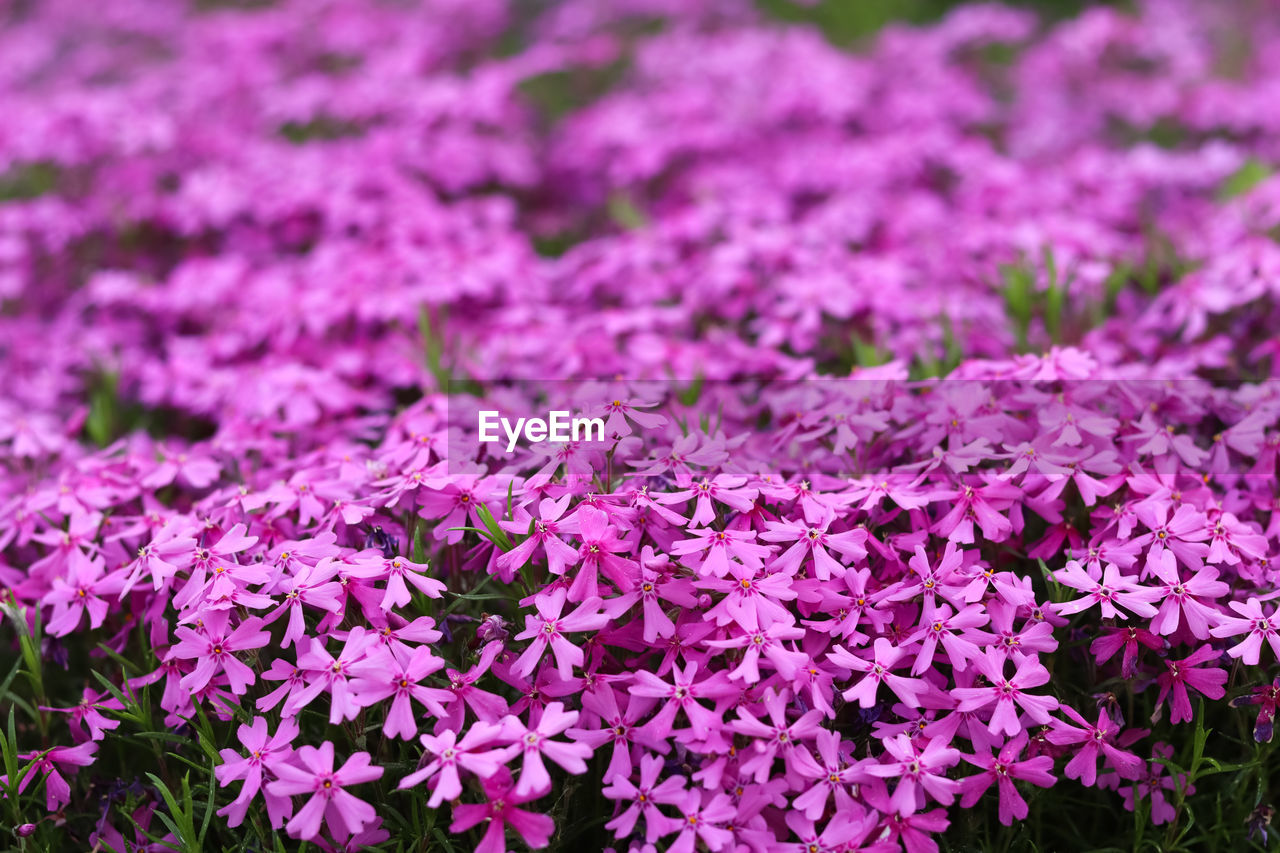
top-left (4, 0), bottom-right (1280, 851)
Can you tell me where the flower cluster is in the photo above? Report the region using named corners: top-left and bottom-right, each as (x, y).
top-left (3, 0), bottom-right (1280, 851)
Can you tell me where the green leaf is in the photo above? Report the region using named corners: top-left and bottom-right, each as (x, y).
top-left (1220, 158), bottom-right (1272, 200)
top-left (851, 333), bottom-right (889, 367)
top-left (676, 374), bottom-right (705, 406)
top-left (475, 503), bottom-right (514, 552)
top-left (1191, 712), bottom-right (1210, 772)
top-left (417, 305), bottom-right (449, 391)
top-left (1001, 261), bottom-right (1035, 352)
top-left (607, 192), bottom-right (648, 229)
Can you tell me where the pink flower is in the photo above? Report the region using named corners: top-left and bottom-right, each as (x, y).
top-left (140, 446), bottom-right (220, 490)
top-left (863, 734), bottom-right (961, 816)
top-left (1089, 625), bottom-right (1163, 679)
top-left (1052, 560), bottom-right (1161, 620)
top-left (12, 742), bottom-right (98, 811)
top-left (603, 753), bottom-right (685, 842)
top-left (959, 733), bottom-right (1056, 825)
top-left (629, 660), bottom-right (737, 740)
top-left (698, 563), bottom-right (798, 632)
top-left (264, 560), bottom-right (343, 648)
top-left (1229, 678), bottom-right (1280, 742)
top-left (790, 728), bottom-right (862, 819)
top-left (667, 789), bottom-right (735, 853)
top-left (500, 701), bottom-right (594, 798)
top-left (665, 475), bottom-right (758, 526)
top-left (598, 397), bottom-right (668, 438)
top-left (1210, 597), bottom-right (1280, 665)
top-left (512, 588), bottom-right (611, 680)
top-left (214, 717), bottom-right (299, 828)
top-left (759, 513), bottom-right (868, 580)
top-left (41, 687), bottom-right (122, 744)
top-left (451, 767), bottom-right (555, 853)
top-left (1046, 707), bottom-right (1145, 786)
top-left (829, 637), bottom-right (927, 709)
top-left (906, 603), bottom-right (987, 675)
top-left (266, 742), bottom-right (384, 841)
top-left (288, 629), bottom-right (379, 723)
top-left (398, 721), bottom-right (509, 807)
top-left (1147, 550), bottom-right (1226, 638)
top-left (379, 554), bottom-right (445, 610)
top-left (42, 551), bottom-right (121, 636)
top-left (952, 649), bottom-right (1059, 736)
top-left (497, 495), bottom-right (580, 580)
top-left (168, 610), bottom-right (270, 695)
top-left (1153, 645), bottom-right (1227, 724)
top-left (565, 505), bottom-right (637, 601)
top-left (567, 687), bottom-right (663, 783)
top-left (670, 526), bottom-right (771, 580)
top-left (348, 645), bottom-right (451, 740)
top-left (704, 621), bottom-right (807, 683)
top-left (729, 688), bottom-right (824, 781)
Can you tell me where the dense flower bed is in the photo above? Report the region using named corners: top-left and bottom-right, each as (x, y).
top-left (3, 0), bottom-right (1280, 851)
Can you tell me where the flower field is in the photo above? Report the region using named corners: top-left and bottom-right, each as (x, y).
top-left (3, 0), bottom-right (1280, 851)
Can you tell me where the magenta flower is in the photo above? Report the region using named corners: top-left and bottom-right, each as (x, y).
top-left (451, 767), bottom-right (555, 853)
top-left (500, 701), bottom-right (594, 797)
top-left (863, 733), bottom-right (961, 816)
top-left (43, 551), bottom-right (121, 636)
top-left (598, 396), bottom-right (668, 438)
top-left (398, 720), bottom-right (510, 807)
top-left (1147, 550), bottom-right (1227, 638)
top-left (959, 733), bottom-right (1056, 825)
top-left (1229, 678), bottom-right (1280, 742)
top-left (512, 587), bottom-right (611, 680)
top-left (348, 645), bottom-right (452, 740)
top-left (704, 621), bottom-right (807, 683)
top-left (440, 642), bottom-right (510, 729)
top-left (567, 687), bottom-right (663, 783)
top-left (906, 602), bottom-right (988, 674)
top-left (140, 446), bottom-right (220, 490)
top-left (1090, 625), bottom-right (1164, 679)
top-left (1052, 560), bottom-right (1161, 620)
top-left (1046, 706), bottom-right (1145, 786)
top-left (12, 742), bottom-right (98, 811)
top-left (607, 548), bottom-right (699, 644)
top-left (379, 554), bottom-right (445, 610)
top-left (264, 560), bottom-right (343, 648)
top-left (667, 789), bottom-right (736, 853)
top-left (665, 474), bottom-right (759, 526)
top-left (496, 496), bottom-right (580, 580)
top-left (603, 753), bottom-right (686, 842)
top-left (829, 637), bottom-right (927, 709)
top-left (729, 688), bottom-right (824, 781)
top-left (114, 518), bottom-right (197, 595)
top-left (699, 562), bottom-right (798, 632)
top-left (630, 660), bottom-right (737, 739)
top-left (168, 610), bottom-right (270, 695)
top-left (790, 728), bottom-right (861, 819)
top-left (1210, 597), bottom-right (1280, 665)
top-left (759, 513), bottom-right (868, 580)
top-left (952, 649), bottom-right (1059, 736)
top-left (266, 742), bottom-right (384, 841)
top-left (214, 717), bottom-right (299, 828)
top-left (288, 629), bottom-right (379, 723)
top-left (1153, 645), bottom-right (1227, 724)
top-left (565, 505), bottom-right (637, 601)
top-left (41, 687), bottom-right (122, 743)
top-left (670, 526), bottom-right (771, 580)
top-left (418, 475), bottom-right (497, 545)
